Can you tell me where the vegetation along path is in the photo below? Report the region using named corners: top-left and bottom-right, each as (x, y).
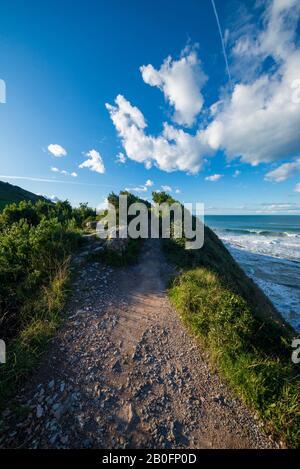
top-left (1, 239), bottom-right (276, 448)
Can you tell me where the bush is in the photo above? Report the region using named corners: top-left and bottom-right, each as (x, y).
top-left (0, 218), bottom-right (80, 340)
top-left (72, 202), bottom-right (96, 228)
top-left (0, 261), bottom-right (70, 407)
top-left (0, 198), bottom-right (95, 409)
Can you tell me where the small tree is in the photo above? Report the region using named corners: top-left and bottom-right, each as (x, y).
top-left (152, 191), bottom-right (175, 206)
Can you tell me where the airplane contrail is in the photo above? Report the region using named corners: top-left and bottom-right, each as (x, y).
top-left (211, 0), bottom-right (234, 91)
top-left (0, 175), bottom-right (116, 188)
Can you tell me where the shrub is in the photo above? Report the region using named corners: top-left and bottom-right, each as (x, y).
top-left (0, 198), bottom-right (94, 408)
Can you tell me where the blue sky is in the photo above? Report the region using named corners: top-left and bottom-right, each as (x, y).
top-left (0, 0), bottom-right (300, 214)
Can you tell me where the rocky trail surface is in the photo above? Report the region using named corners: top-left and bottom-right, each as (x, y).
top-left (1, 239), bottom-right (276, 448)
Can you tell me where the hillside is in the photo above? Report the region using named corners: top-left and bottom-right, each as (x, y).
top-left (0, 180), bottom-right (46, 210)
top-left (0, 237), bottom-right (276, 449)
top-left (0, 194), bottom-right (299, 448)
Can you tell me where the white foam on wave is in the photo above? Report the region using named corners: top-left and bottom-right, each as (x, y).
top-left (220, 231), bottom-right (300, 331)
top-left (216, 231), bottom-right (300, 331)
top-left (219, 231), bottom-right (300, 261)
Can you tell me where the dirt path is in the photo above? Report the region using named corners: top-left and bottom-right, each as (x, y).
top-left (1, 240), bottom-right (276, 448)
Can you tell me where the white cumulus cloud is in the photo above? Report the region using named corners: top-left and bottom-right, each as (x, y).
top-left (258, 202), bottom-right (300, 213)
top-left (50, 167), bottom-right (77, 177)
top-left (125, 185), bottom-right (148, 193)
top-left (42, 194), bottom-right (60, 203)
top-left (106, 1), bottom-right (300, 176)
top-left (116, 152), bottom-right (126, 164)
top-left (205, 174), bottom-right (223, 182)
top-left (105, 95), bottom-right (212, 174)
top-left (161, 185), bottom-right (172, 192)
top-left (79, 149), bottom-right (105, 174)
top-left (48, 144), bottom-right (67, 157)
top-left (140, 47), bottom-right (206, 127)
top-left (295, 183), bottom-right (300, 192)
top-left (125, 179), bottom-right (154, 193)
top-left (204, 0), bottom-right (300, 166)
top-left (265, 157), bottom-right (300, 181)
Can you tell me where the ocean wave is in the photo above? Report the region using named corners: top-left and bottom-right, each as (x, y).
top-left (225, 245), bottom-right (300, 330)
top-left (221, 228), bottom-right (300, 237)
top-left (218, 232), bottom-right (300, 262)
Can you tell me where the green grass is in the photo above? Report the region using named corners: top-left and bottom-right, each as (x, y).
top-left (164, 232), bottom-right (300, 448)
top-left (0, 260), bottom-right (71, 410)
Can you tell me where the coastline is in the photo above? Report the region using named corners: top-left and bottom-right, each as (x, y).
top-left (205, 215), bottom-right (300, 332)
top-left (221, 239), bottom-right (300, 332)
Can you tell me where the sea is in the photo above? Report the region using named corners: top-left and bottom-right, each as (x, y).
top-left (205, 215), bottom-right (300, 331)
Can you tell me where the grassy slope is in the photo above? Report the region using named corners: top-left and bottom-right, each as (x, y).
top-left (0, 261), bottom-right (72, 410)
top-left (0, 181), bottom-right (46, 210)
top-left (164, 225), bottom-right (300, 448)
